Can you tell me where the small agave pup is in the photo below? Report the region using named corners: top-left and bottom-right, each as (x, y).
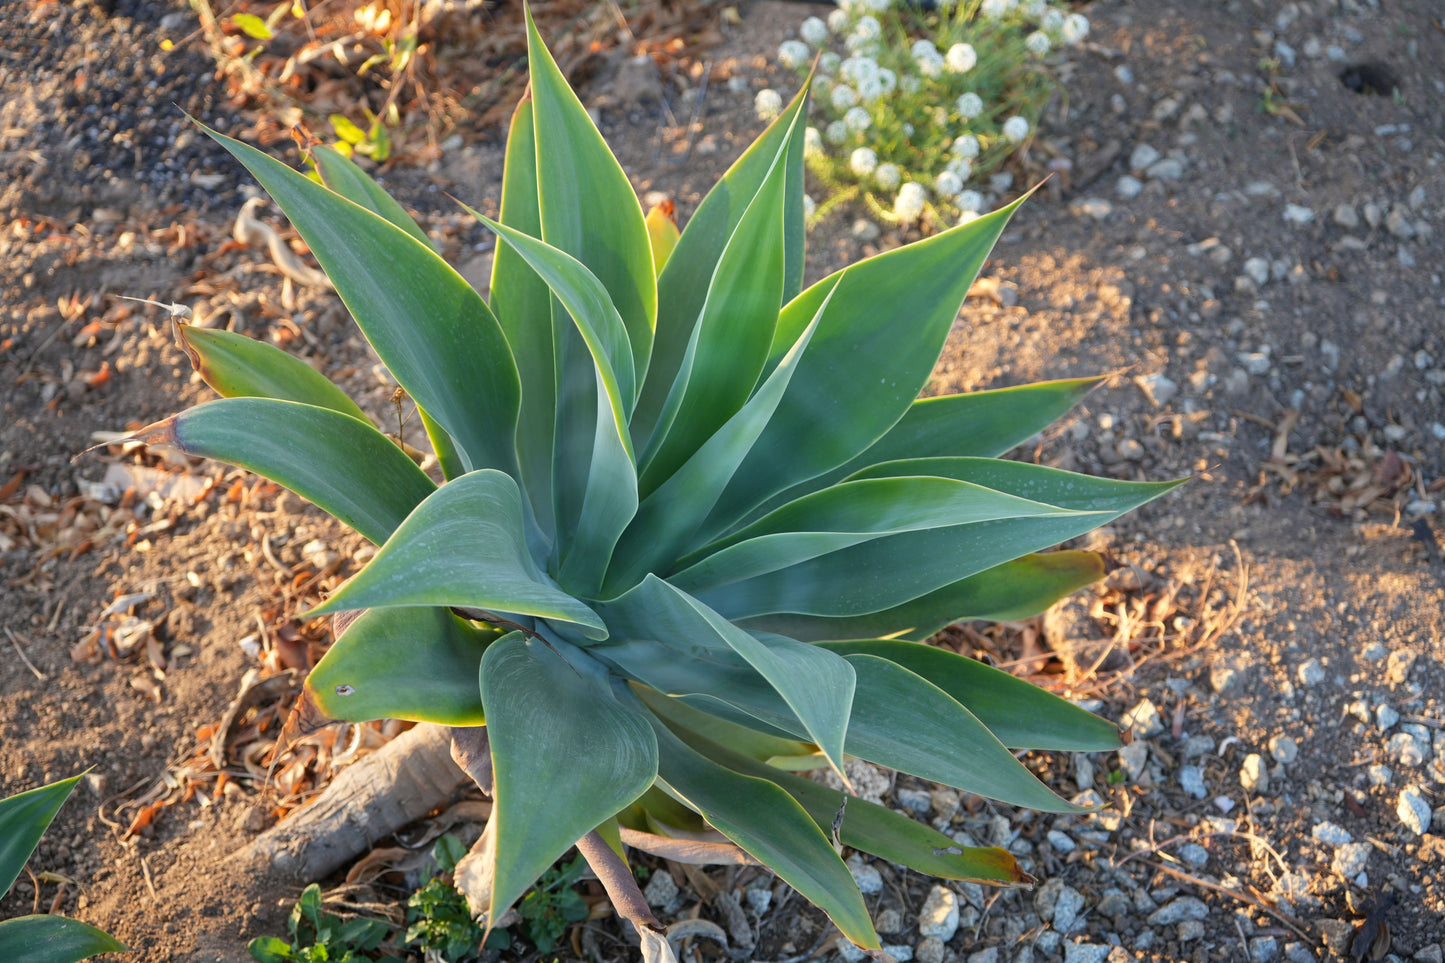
top-left (130, 12), bottom-right (1177, 955)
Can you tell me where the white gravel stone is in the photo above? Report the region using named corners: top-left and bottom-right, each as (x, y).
top-left (1136, 373), bottom-right (1178, 407)
top-left (837, 942), bottom-right (867, 963)
top-left (1063, 942), bottom-right (1110, 963)
top-left (1398, 787), bottom-right (1431, 835)
top-left (1179, 843), bottom-right (1210, 867)
top-left (1310, 821), bottom-right (1352, 847)
top-left (966, 948), bottom-right (999, 963)
top-left (1251, 936), bottom-right (1280, 962)
top-left (916, 937), bottom-right (947, 963)
top-left (1053, 886), bottom-right (1086, 934)
top-left (1283, 204), bottom-right (1315, 224)
top-left (1073, 198), bottom-right (1113, 220)
top-left (1118, 740), bottom-right (1150, 779)
top-left (1268, 735), bottom-right (1298, 764)
top-left (1376, 703), bottom-right (1400, 730)
top-left (1148, 897), bottom-right (1209, 926)
top-left (1240, 753), bottom-right (1269, 793)
top-left (1368, 764), bottom-right (1393, 786)
top-left (1147, 158), bottom-right (1184, 180)
top-left (1297, 659), bottom-right (1326, 686)
top-left (918, 884), bottom-right (960, 941)
top-left (1048, 830), bottom-right (1076, 853)
top-left (1243, 257), bottom-right (1270, 286)
top-left (846, 856), bottom-right (883, 894)
top-left (1361, 642), bottom-right (1389, 662)
top-left (1122, 698), bottom-right (1165, 738)
top-left (745, 885), bottom-right (772, 915)
top-left (1332, 204), bottom-right (1360, 229)
top-left (1116, 175), bottom-right (1144, 199)
top-left (882, 945), bottom-right (913, 962)
top-left (1129, 144), bottom-right (1162, 169)
top-left (1390, 731), bottom-right (1428, 767)
top-left (643, 867), bottom-right (679, 908)
top-left (1179, 765), bottom-right (1208, 799)
top-left (1178, 920), bottom-right (1206, 941)
top-left (1331, 841), bottom-right (1371, 878)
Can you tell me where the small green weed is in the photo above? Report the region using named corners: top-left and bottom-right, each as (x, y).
top-left (404, 835), bottom-right (492, 961)
top-left (248, 884), bottom-right (399, 963)
top-left (516, 854), bottom-right (589, 953)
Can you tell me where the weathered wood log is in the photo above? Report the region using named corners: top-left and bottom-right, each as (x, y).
top-left (236, 722), bottom-right (467, 882)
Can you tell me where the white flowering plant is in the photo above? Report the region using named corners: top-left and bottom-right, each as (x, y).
top-left (763, 0), bottom-right (1089, 229)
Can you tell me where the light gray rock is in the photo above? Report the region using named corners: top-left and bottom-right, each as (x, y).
top-left (1331, 842), bottom-right (1371, 878)
top-left (1332, 204), bottom-right (1360, 229)
top-left (1147, 157), bottom-right (1184, 180)
top-left (1243, 257), bottom-right (1270, 286)
top-left (1297, 659), bottom-right (1326, 687)
top-left (1063, 942), bottom-right (1110, 963)
top-left (1179, 843), bottom-right (1210, 867)
top-left (1283, 204), bottom-right (1315, 225)
top-left (967, 948), bottom-right (1000, 963)
top-left (882, 945), bottom-right (913, 962)
top-left (1178, 920), bottom-right (1206, 941)
top-left (896, 788), bottom-right (933, 815)
top-left (1179, 765), bottom-right (1208, 799)
top-left (745, 885), bottom-right (772, 916)
top-left (916, 938), bottom-right (947, 963)
top-left (643, 867), bottom-right (679, 909)
top-left (1377, 703), bottom-right (1400, 730)
top-left (1310, 821), bottom-right (1352, 846)
top-left (846, 856), bottom-right (883, 894)
top-left (918, 884), bottom-right (960, 941)
top-left (1073, 198), bottom-right (1113, 221)
top-left (1116, 175), bottom-right (1144, 199)
top-left (1136, 373), bottom-right (1179, 408)
top-left (875, 908), bottom-right (903, 935)
top-left (1398, 787), bottom-right (1431, 835)
top-left (1129, 144), bottom-right (1162, 169)
top-left (1148, 897), bottom-right (1209, 926)
top-left (1269, 735), bottom-right (1298, 764)
top-left (1240, 753), bottom-right (1269, 793)
top-left (1052, 885), bottom-right (1086, 934)
top-left (1123, 698), bottom-right (1166, 738)
top-left (1390, 731), bottom-right (1428, 767)
top-left (1251, 936), bottom-right (1279, 962)
top-left (1048, 830), bottom-right (1076, 853)
top-left (1415, 943), bottom-right (1444, 963)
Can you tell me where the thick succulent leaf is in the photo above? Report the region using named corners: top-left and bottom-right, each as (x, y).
top-left (469, 211), bottom-right (637, 419)
top-left (307, 470), bottom-right (606, 639)
top-left (754, 377), bottom-right (1102, 519)
top-left (599, 578), bottom-right (854, 780)
top-left (636, 123), bottom-right (792, 493)
top-left (841, 654), bottom-right (1082, 811)
top-left (308, 143), bottom-right (436, 250)
top-left (482, 633), bottom-right (657, 919)
top-left (670, 476), bottom-right (1081, 593)
top-left (175, 325), bottom-right (369, 420)
top-left (659, 716), bottom-right (1030, 885)
top-left (635, 84), bottom-right (809, 444)
top-left (820, 640), bottom-right (1122, 752)
top-left (0, 916), bottom-right (127, 962)
top-left (418, 406), bottom-right (466, 481)
top-left (642, 708), bottom-right (878, 948)
top-left (745, 551), bottom-right (1105, 642)
top-left (694, 463), bottom-right (1179, 620)
top-left (127, 398), bottom-right (434, 545)
top-left (201, 123), bottom-right (521, 476)
top-left (490, 97), bottom-right (557, 539)
top-left (693, 195), bottom-right (1028, 543)
top-left (525, 10), bottom-right (654, 380)
top-left (604, 279), bottom-right (838, 593)
top-left (1, 775), bottom-right (80, 897)
top-left (635, 684), bottom-right (817, 762)
top-left (305, 606), bottom-right (498, 724)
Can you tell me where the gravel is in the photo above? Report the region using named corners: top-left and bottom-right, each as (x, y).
top-left (1398, 787), bottom-right (1432, 835)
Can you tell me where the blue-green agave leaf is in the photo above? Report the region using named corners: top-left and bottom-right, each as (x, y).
top-left (308, 143), bottom-right (436, 250)
top-left (1, 775), bottom-right (81, 897)
top-left (0, 916), bottom-right (127, 962)
top-left (482, 633), bottom-right (656, 919)
top-left (307, 470), bottom-right (605, 638)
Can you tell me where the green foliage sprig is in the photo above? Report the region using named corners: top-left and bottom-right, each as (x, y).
top-left (760, 0), bottom-right (1089, 230)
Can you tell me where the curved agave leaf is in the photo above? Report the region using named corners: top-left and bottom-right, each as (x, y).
top-left (752, 377), bottom-right (1102, 520)
top-left (308, 144), bottom-right (436, 250)
top-left (525, 10), bottom-right (654, 377)
top-left (604, 278), bottom-right (838, 593)
top-left (657, 713), bottom-right (1030, 885)
top-left (635, 84), bottom-right (809, 445)
top-left (744, 551), bottom-right (1105, 642)
top-left (307, 470), bottom-right (606, 639)
top-left (694, 466), bottom-right (1179, 620)
top-left (491, 97), bottom-right (557, 539)
top-left (637, 119), bottom-right (793, 493)
top-left (175, 325), bottom-right (369, 421)
top-left (127, 398), bottom-right (434, 545)
top-left (693, 195), bottom-right (1029, 544)
top-left (482, 633), bottom-right (657, 920)
top-left (645, 204), bottom-right (680, 275)
top-left (840, 654), bottom-right (1082, 812)
top-left (670, 476), bottom-right (1081, 592)
top-left (200, 122), bottom-right (522, 477)
top-left (600, 578), bottom-right (854, 782)
top-left (822, 640), bottom-right (1123, 752)
top-left (1, 775), bottom-right (81, 896)
top-left (634, 684), bottom-right (816, 762)
top-left (0, 916), bottom-right (127, 962)
top-left (305, 606), bottom-right (498, 724)
top-left (643, 707), bottom-right (878, 949)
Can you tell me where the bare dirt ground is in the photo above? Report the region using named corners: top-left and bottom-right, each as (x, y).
top-left (2, 0), bottom-right (1443, 961)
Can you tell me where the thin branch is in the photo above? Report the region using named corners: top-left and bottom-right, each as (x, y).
top-left (1142, 859), bottom-right (1315, 948)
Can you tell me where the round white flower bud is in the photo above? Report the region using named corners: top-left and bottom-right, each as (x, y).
top-left (819, 51), bottom-right (842, 74)
top-left (1025, 30), bottom-right (1050, 55)
top-left (1002, 115), bottom-right (1030, 143)
top-left (831, 84), bottom-right (859, 111)
top-left (849, 146), bottom-right (878, 176)
top-left (778, 39), bottom-right (811, 70)
top-left (803, 194), bottom-right (816, 218)
top-left (804, 126), bottom-right (824, 157)
top-left (894, 182), bottom-right (927, 222)
top-left (1061, 13), bottom-right (1090, 44)
top-left (935, 170), bottom-right (964, 196)
top-left (800, 16), bottom-right (829, 47)
top-left (956, 189), bottom-right (985, 214)
top-left (956, 92), bottom-right (984, 118)
top-left (852, 15), bottom-right (881, 41)
top-left (827, 9), bottom-right (850, 33)
top-left (951, 133), bottom-right (980, 158)
top-left (825, 120), bottom-right (849, 144)
top-left (874, 162), bottom-right (901, 190)
top-left (945, 43), bottom-right (977, 73)
top-left (843, 106), bottom-right (872, 132)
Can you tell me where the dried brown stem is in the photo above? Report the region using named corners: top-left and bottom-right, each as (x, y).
top-left (1143, 859), bottom-right (1315, 947)
top-left (576, 830), bottom-right (666, 940)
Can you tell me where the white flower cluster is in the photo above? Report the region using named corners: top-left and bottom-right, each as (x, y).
top-left (894, 182), bottom-right (927, 222)
top-left (754, 88), bottom-right (783, 121)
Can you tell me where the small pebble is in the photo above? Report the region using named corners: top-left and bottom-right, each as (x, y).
top-left (1251, 936), bottom-right (1279, 963)
top-left (643, 868), bottom-right (679, 909)
top-left (846, 856), bottom-right (883, 895)
top-left (1243, 257), bottom-right (1270, 286)
top-left (1122, 699), bottom-right (1166, 738)
top-left (1332, 204), bottom-right (1360, 229)
top-left (745, 885), bottom-right (772, 916)
top-left (1129, 144), bottom-right (1162, 170)
top-left (1268, 735), bottom-right (1298, 764)
top-left (1118, 740), bottom-right (1150, 780)
top-left (1398, 787), bottom-right (1431, 835)
top-left (1072, 198), bottom-right (1113, 221)
top-left (918, 884), bottom-right (960, 941)
top-left (1367, 764), bottom-right (1393, 786)
top-left (1240, 753), bottom-right (1269, 793)
top-left (1389, 732), bottom-right (1428, 767)
top-left (1376, 704), bottom-right (1400, 730)
top-left (1063, 942), bottom-right (1110, 963)
top-left (1116, 175), bottom-right (1144, 199)
top-left (1179, 843), bottom-right (1210, 867)
top-left (1297, 659), bottom-right (1325, 687)
top-left (1331, 842), bottom-right (1371, 878)
top-left (1178, 765), bottom-right (1208, 799)
top-left (1146, 158), bottom-right (1184, 180)
top-left (882, 945), bottom-right (913, 962)
top-left (1052, 886), bottom-right (1085, 934)
top-left (916, 937), bottom-right (946, 963)
top-left (1147, 897), bottom-right (1208, 926)
top-left (965, 948), bottom-right (998, 963)
top-left (1047, 830), bottom-right (1077, 853)
top-left (1178, 920), bottom-right (1206, 941)
top-left (1282, 204), bottom-right (1315, 225)
top-left (1311, 821), bottom-right (1352, 847)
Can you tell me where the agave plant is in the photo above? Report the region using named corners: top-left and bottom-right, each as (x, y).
top-left (131, 12), bottom-right (1176, 953)
top-left (1, 775), bottom-right (126, 962)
